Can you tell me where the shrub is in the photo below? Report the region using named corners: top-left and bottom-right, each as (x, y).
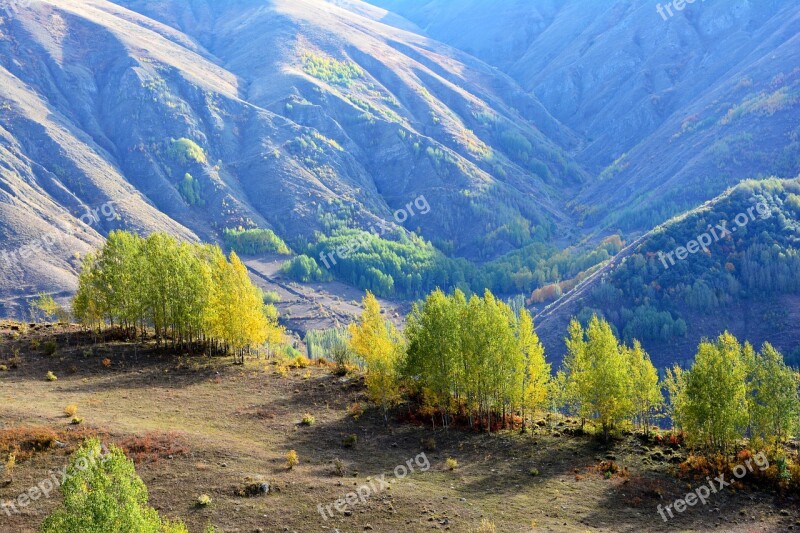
top-left (2, 453), bottom-right (15, 482)
top-left (348, 402), bottom-right (364, 420)
top-left (292, 355), bottom-right (310, 369)
top-left (421, 437), bottom-right (436, 451)
top-left (70, 417), bottom-right (84, 425)
top-left (0, 365), bottom-right (8, 372)
top-left (263, 291), bottom-right (282, 304)
top-left (197, 494), bottom-right (212, 507)
top-left (46, 371), bottom-right (58, 382)
top-left (43, 341), bottom-right (57, 356)
top-left (474, 519), bottom-right (497, 533)
top-left (64, 405), bottom-right (78, 417)
top-left (40, 438), bottom-right (189, 532)
top-left (286, 450), bottom-right (299, 469)
top-left (343, 434), bottom-right (358, 448)
top-left (446, 458), bottom-right (458, 471)
top-left (529, 467), bottom-right (540, 477)
top-left (301, 414), bottom-right (315, 426)
top-left (332, 458), bottom-right (346, 477)
top-left (102, 358), bottom-right (111, 368)
top-left (116, 431), bottom-right (189, 465)
top-left (168, 138), bottom-right (207, 165)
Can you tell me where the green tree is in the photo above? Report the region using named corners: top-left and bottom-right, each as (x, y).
top-left (625, 341), bottom-right (662, 435)
top-left (562, 316), bottom-right (633, 440)
top-left (41, 438), bottom-right (187, 533)
top-left (663, 364), bottom-right (687, 434)
top-left (747, 342), bottom-right (800, 450)
top-left (404, 289), bottom-right (465, 429)
top-left (679, 332), bottom-right (749, 453)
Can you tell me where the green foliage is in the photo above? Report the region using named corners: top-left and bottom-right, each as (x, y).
top-left (223, 227), bottom-right (291, 255)
top-left (177, 173), bottom-right (203, 206)
top-left (302, 53), bottom-right (363, 87)
top-left (167, 138), bottom-right (207, 165)
top-left (677, 333), bottom-right (750, 453)
top-left (40, 438), bottom-right (188, 533)
top-left (403, 289), bottom-right (550, 430)
top-left (304, 229), bottom-right (474, 299)
top-left (589, 178), bottom-right (800, 342)
top-left (305, 327), bottom-right (355, 369)
top-left (72, 231), bottom-right (284, 358)
top-left (561, 316), bottom-right (642, 439)
top-left (746, 342), bottom-right (800, 448)
top-left (282, 255), bottom-right (330, 283)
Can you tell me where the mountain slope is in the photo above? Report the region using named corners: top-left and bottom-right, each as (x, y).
top-left (536, 177), bottom-right (800, 367)
top-left (0, 0), bottom-right (592, 314)
top-left (369, 0), bottom-right (800, 233)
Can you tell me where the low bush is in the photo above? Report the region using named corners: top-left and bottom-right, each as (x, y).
top-left (41, 438), bottom-right (189, 532)
top-left (286, 450), bottom-right (299, 469)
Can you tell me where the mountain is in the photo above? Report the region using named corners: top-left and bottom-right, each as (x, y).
top-left (0, 0), bottom-right (799, 368)
top-left (369, 0), bottom-right (800, 232)
top-left (535, 177), bottom-right (800, 367)
top-left (0, 0), bottom-right (591, 315)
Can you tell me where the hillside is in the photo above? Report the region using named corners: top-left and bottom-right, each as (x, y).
top-left (536, 178), bottom-right (800, 368)
top-left (1, 324), bottom-right (797, 532)
top-left (0, 0), bottom-right (798, 371)
top-left (0, 0), bottom-right (597, 318)
top-left (369, 0), bottom-right (800, 231)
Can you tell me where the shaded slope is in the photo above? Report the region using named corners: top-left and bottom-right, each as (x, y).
top-left (536, 177), bottom-right (800, 368)
top-left (369, 0), bottom-right (800, 233)
top-left (0, 0), bottom-right (594, 312)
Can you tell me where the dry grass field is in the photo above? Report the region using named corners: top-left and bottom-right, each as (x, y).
top-left (0, 323), bottom-right (797, 532)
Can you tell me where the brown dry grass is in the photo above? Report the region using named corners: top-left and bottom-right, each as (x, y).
top-left (0, 324), bottom-right (795, 532)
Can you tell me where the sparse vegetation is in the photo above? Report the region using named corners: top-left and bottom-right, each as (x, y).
top-left (285, 450), bottom-right (299, 469)
top-left (302, 53), bottom-right (363, 87)
top-left (168, 137), bottom-right (207, 165)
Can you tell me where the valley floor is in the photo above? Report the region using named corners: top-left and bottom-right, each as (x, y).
top-left (0, 325), bottom-right (797, 532)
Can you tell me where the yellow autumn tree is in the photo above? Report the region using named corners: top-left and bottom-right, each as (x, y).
top-left (519, 309), bottom-right (550, 428)
top-left (207, 252), bottom-right (279, 362)
top-left (348, 291), bottom-right (404, 424)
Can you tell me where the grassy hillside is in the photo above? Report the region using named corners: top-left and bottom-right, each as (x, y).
top-left (369, 0), bottom-right (800, 232)
top-left (1, 324), bottom-right (797, 532)
top-left (536, 178), bottom-right (800, 367)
